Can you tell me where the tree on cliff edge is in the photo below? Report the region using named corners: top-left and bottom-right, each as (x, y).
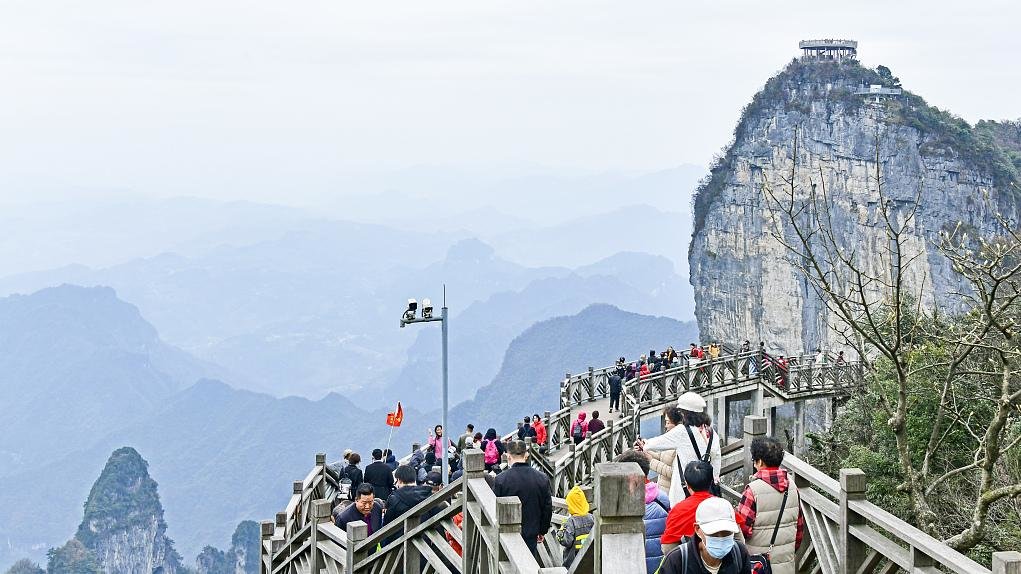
top-left (760, 125), bottom-right (1021, 555)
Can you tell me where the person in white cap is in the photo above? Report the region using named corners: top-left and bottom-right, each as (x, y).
top-left (657, 497), bottom-right (751, 574)
top-left (635, 391), bottom-right (722, 505)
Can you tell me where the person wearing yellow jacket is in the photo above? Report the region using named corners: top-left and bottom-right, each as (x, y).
top-left (556, 486), bottom-right (595, 568)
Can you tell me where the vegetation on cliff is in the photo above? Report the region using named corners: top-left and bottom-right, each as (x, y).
top-left (75, 447), bottom-right (165, 547)
top-left (691, 57), bottom-right (1021, 243)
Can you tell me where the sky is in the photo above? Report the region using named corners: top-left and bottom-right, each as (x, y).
top-left (1, 0), bottom-right (1019, 205)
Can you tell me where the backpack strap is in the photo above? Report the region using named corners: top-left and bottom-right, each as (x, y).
top-left (768, 487), bottom-right (792, 551)
top-left (684, 425), bottom-right (713, 462)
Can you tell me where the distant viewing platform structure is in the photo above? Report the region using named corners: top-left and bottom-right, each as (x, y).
top-left (800, 38), bottom-right (857, 60)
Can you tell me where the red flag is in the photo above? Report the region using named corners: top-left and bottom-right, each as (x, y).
top-left (386, 402), bottom-right (404, 427)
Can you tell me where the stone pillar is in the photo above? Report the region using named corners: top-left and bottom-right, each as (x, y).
top-left (345, 521), bottom-right (368, 573)
top-left (593, 462), bottom-right (646, 574)
top-left (272, 513), bottom-right (286, 556)
top-left (309, 499), bottom-right (332, 574)
top-left (766, 405), bottom-right (777, 437)
top-left (589, 366), bottom-right (596, 401)
top-left (839, 469), bottom-right (866, 574)
top-left (260, 521), bottom-right (274, 574)
top-left (461, 450), bottom-right (485, 574)
top-left (495, 497), bottom-right (522, 566)
top-left (993, 552), bottom-right (1021, 574)
top-left (794, 401), bottom-right (806, 455)
top-left (718, 396), bottom-right (729, 446)
top-left (743, 416), bottom-right (767, 485)
top-left (751, 387), bottom-right (764, 419)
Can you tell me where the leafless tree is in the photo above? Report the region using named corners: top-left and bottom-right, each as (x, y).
top-left (758, 125), bottom-right (1021, 550)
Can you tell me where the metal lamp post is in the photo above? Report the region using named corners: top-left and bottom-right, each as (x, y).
top-left (399, 288), bottom-right (449, 484)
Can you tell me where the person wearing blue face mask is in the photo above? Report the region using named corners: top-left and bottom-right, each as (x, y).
top-left (657, 497), bottom-right (751, 574)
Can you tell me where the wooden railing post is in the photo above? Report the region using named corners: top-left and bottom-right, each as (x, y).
top-left (403, 507), bottom-right (423, 574)
top-left (839, 469), bottom-right (866, 574)
top-left (994, 551), bottom-right (1021, 574)
top-left (593, 462), bottom-right (646, 574)
top-left (260, 521), bottom-right (273, 574)
top-left (743, 416), bottom-right (767, 484)
top-left (345, 521), bottom-right (368, 573)
top-left (272, 512), bottom-right (286, 555)
top-left (309, 498), bottom-right (331, 574)
top-left (461, 449), bottom-right (485, 573)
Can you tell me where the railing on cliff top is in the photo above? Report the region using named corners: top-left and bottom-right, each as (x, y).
top-left (262, 349), bottom-right (1020, 574)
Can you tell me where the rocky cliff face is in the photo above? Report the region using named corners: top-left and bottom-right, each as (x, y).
top-left (689, 58), bottom-right (1021, 354)
top-left (74, 447), bottom-right (183, 574)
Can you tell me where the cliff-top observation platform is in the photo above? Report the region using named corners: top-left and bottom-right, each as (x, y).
top-left (800, 38), bottom-right (857, 60)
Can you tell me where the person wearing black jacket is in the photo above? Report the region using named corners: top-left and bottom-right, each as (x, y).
top-left (339, 452), bottom-right (364, 500)
top-left (493, 440), bottom-right (553, 557)
top-left (383, 465), bottom-right (433, 528)
top-left (517, 416), bottom-right (537, 441)
top-left (608, 373), bottom-right (623, 413)
top-left (364, 449), bottom-right (395, 500)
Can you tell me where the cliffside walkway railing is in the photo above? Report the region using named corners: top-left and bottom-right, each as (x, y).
top-left (262, 349), bottom-right (1021, 574)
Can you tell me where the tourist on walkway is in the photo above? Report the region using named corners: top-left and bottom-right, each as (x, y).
top-left (608, 372), bottom-right (623, 413)
top-left (426, 425), bottom-right (448, 462)
top-left (636, 392), bottom-right (721, 505)
top-left (660, 461), bottom-right (744, 552)
top-left (639, 359), bottom-right (651, 378)
top-left (334, 483), bottom-right (383, 534)
top-left (382, 449), bottom-right (397, 471)
top-left (364, 449), bottom-right (395, 501)
top-left (494, 440), bottom-right (553, 558)
top-left (657, 497), bottom-right (752, 574)
top-left (615, 450), bottom-right (670, 574)
top-left (338, 452), bottom-right (364, 500)
top-left (556, 485), bottom-right (594, 568)
top-left (382, 465), bottom-right (432, 527)
top-left (708, 342), bottom-right (721, 360)
top-left (570, 412), bottom-right (589, 445)
top-left (517, 416), bottom-right (537, 441)
top-left (587, 410), bottom-right (606, 435)
top-left (456, 424), bottom-right (475, 455)
top-left (532, 414), bottom-right (547, 446)
top-left (481, 428), bottom-right (505, 472)
top-left (736, 437), bottom-right (803, 574)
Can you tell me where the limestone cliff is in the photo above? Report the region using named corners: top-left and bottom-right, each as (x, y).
top-left (689, 56), bottom-right (1021, 354)
top-left (73, 447), bottom-right (183, 574)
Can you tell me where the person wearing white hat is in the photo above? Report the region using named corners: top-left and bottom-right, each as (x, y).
top-left (657, 497), bottom-right (751, 574)
top-left (635, 391), bottom-right (722, 505)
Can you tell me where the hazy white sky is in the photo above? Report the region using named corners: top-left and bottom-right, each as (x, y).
top-left (1, 0), bottom-right (1018, 204)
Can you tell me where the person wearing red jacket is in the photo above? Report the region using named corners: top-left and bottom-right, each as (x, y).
top-left (661, 460), bottom-right (745, 551)
top-left (532, 414), bottom-right (548, 446)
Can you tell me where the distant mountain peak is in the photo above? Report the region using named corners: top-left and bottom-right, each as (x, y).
top-left (445, 238), bottom-right (496, 262)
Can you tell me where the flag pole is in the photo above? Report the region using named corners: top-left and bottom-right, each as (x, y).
top-left (384, 401), bottom-right (400, 457)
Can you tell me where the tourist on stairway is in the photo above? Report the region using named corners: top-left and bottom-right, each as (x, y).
top-left (660, 461), bottom-right (745, 553)
top-left (586, 410), bottom-right (606, 435)
top-left (334, 483), bottom-right (383, 535)
top-left (570, 411), bottom-right (589, 445)
top-left (426, 424), bottom-right (448, 462)
top-left (338, 451), bottom-right (364, 501)
top-left (657, 497), bottom-right (752, 574)
top-left (456, 424), bottom-right (475, 455)
top-left (736, 437), bottom-right (803, 574)
top-left (481, 428), bottom-right (505, 472)
top-left (383, 448), bottom-right (397, 471)
top-left (531, 414), bottom-right (547, 447)
top-left (615, 450), bottom-right (671, 574)
top-left (608, 371), bottom-right (623, 413)
top-left (493, 440), bottom-right (553, 559)
top-left (382, 464), bottom-right (433, 530)
top-left (635, 392), bottom-right (721, 505)
top-left (364, 449), bottom-right (395, 501)
top-left (555, 485), bottom-right (594, 568)
top-left (517, 415), bottom-right (537, 441)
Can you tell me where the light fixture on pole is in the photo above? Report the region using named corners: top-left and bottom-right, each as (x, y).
top-left (399, 287), bottom-right (449, 484)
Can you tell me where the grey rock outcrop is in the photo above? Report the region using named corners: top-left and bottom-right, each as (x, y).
top-left (689, 58), bottom-right (1020, 354)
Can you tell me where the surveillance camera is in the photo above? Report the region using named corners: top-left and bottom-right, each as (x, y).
top-left (403, 299), bottom-right (418, 322)
top-left (422, 298), bottom-right (433, 319)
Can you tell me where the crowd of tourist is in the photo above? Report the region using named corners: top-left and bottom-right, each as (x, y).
top-left (320, 341), bottom-right (830, 572)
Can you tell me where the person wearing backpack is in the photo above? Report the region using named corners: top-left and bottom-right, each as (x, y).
top-left (481, 428), bottom-right (505, 472)
top-left (736, 438), bottom-right (803, 574)
top-left (636, 392), bottom-right (722, 505)
top-left (570, 412), bottom-right (589, 445)
top-left (657, 497), bottom-right (751, 574)
top-left (556, 485), bottom-right (594, 568)
top-left (338, 452), bottom-right (364, 501)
